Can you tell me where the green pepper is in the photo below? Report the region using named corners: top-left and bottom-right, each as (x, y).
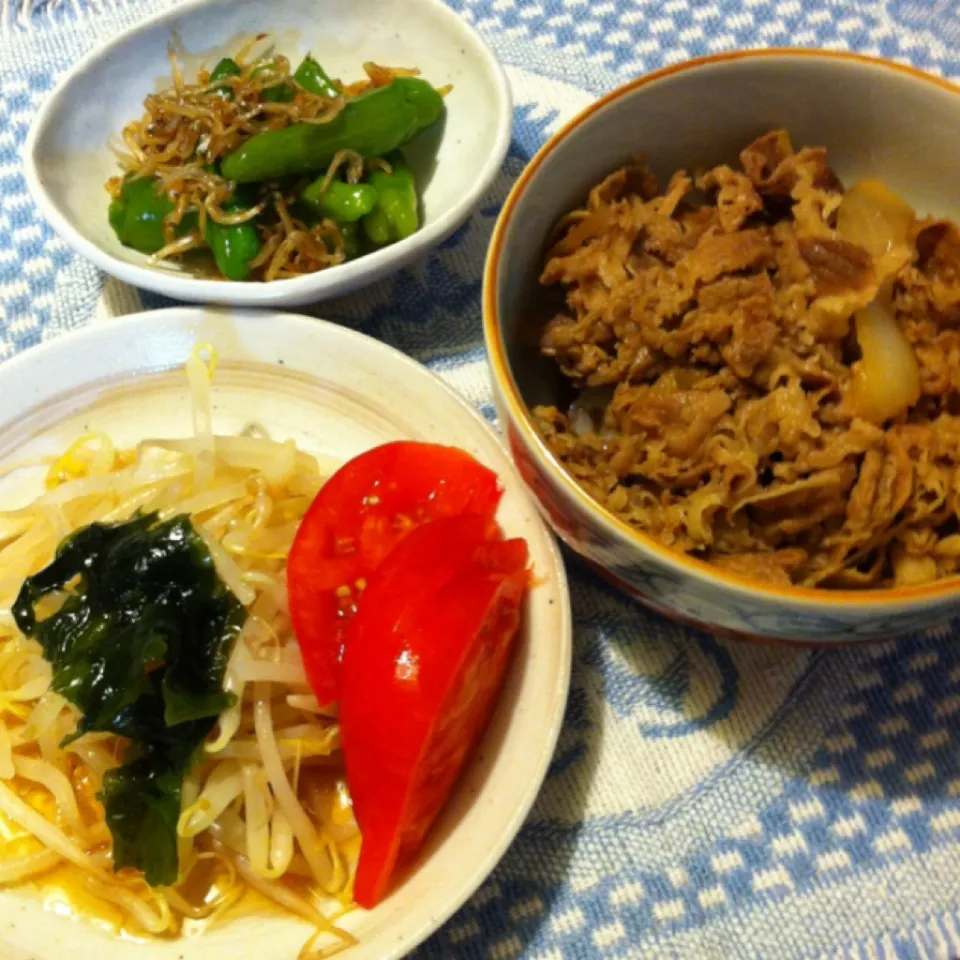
top-left (293, 55), bottom-right (340, 99)
top-left (108, 177), bottom-right (188, 254)
top-left (299, 177), bottom-right (377, 222)
top-left (204, 185), bottom-right (262, 281)
top-left (209, 57), bottom-right (241, 99)
top-left (361, 154), bottom-right (419, 246)
top-left (220, 77), bottom-right (444, 183)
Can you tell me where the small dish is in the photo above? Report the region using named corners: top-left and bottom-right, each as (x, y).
top-left (0, 307), bottom-right (571, 959)
top-left (24, 0), bottom-right (511, 306)
top-left (484, 48), bottom-right (960, 645)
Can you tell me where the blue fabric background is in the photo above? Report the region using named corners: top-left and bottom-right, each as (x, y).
top-left (4, 1), bottom-right (960, 957)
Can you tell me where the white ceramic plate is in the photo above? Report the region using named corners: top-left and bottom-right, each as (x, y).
top-left (24, 0), bottom-right (512, 306)
top-left (0, 308), bottom-right (571, 960)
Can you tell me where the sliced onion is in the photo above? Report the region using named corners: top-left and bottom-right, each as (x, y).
top-left (893, 553), bottom-right (937, 586)
top-left (837, 178), bottom-right (915, 280)
top-left (848, 303), bottom-right (921, 424)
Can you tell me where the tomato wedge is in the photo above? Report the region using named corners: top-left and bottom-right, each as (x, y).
top-left (287, 442), bottom-right (502, 704)
top-left (339, 514), bottom-right (529, 908)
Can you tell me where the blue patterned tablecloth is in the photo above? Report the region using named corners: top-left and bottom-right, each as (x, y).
top-left (5, 1), bottom-right (960, 957)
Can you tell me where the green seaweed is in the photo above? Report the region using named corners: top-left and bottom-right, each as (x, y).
top-left (13, 512), bottom-right (246, 886)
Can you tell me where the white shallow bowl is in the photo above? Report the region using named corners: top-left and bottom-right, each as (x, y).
top-left (24, 0), bottom-right (511, 306)
top-left (0, 308), bottom-right (571, 960)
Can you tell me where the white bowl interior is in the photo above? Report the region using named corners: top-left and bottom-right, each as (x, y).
top-left (497, 54), bottom-right (960, 409)
top-left (0, 309), bottom-right (570, 960)
top-left (27, 0), bottom-right (509, 305)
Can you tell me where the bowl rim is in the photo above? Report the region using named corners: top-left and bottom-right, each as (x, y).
top-left (23, 0), bottom-right (512, 305)
top-left (483, 46), bottom-right (960, 609)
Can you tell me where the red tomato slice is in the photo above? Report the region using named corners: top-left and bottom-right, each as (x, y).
top-left (339, 514), bottom-right (529, 908)
top-left (287, 442), bottom-right (502, 704)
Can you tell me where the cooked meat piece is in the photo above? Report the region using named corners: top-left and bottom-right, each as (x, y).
top-left (697, 165), bottom-right (764, 233)
top-left (739, 129), bottom-right (795, 193)
top-left (684, 228), bottom-right (773, 286)
top-left (740, 129), bottom-right (843, 196)
top-left (712, 549), bottom-right (809, 585)
top-left (799, 237), bottom-right (874, 297)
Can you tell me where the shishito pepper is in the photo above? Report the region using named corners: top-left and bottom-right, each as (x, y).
top-left (259, 54), bottom-right (340, 103)
top-left (361, 154), bottom-right (419, 247)
top-left (251, 63), bottom-right (296, 103)
top-left (203, 184), bottom-right (262, 281)
top-left (293, 55), bottom-right (340, 99)
top-left (299, 177), bottom-right (377, 222)
top-left (339, 221), bottom-right (361, 260)
top-left (108, 177), bottom-right (196, 254)
top-left (360, 205), bottom-right (391, 248)
top-left (220, 77), bottom-right (444, 183)
top-left (261, 83), bottom-right (296, 103)
top-left (209, 57), bottom-right (241, 100)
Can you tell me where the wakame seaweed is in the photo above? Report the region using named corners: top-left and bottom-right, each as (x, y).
top-left (12, 512), bottom-right (246, 886)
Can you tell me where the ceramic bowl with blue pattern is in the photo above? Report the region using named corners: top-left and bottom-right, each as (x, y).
top-left (484, 49), bottom-right (960, 645)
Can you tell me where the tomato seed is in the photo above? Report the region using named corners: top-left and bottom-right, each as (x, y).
top-left (333, 537), bottom-right (356, 556)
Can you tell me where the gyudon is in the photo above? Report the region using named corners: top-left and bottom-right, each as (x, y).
top-left (534, 129), bottom-right (960, 589)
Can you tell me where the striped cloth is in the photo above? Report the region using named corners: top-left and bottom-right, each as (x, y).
top-left (4, 1), bottom-right (960, 957)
